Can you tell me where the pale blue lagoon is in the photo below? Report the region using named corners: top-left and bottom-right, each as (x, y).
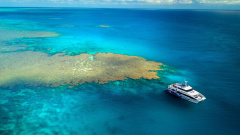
top-left (0, 8), bottom-right (240, 135)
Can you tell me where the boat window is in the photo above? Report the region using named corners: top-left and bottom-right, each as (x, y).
top-left (182, 93), bottom-right (196, 100)
top-left (184, 89), bottom-right (193, 92)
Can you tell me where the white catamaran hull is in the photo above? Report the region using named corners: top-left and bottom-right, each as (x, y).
top-left (165, 89), bottom-right (200, 103)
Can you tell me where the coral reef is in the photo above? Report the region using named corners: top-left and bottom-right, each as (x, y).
top-left (59, 24), bottom-right (74, 27)
top-left (98, 25), bottom-right (110, 28)
top-left (87, 25), bottom-right (110, 28)
top-left (0, 51), bottom-right (163, 88)
top-left (0, 28), bottom-right (60, 42)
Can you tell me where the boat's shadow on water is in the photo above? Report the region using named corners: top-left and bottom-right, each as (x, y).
top-left (92, 83), bottom-right (195, 109)
top-left (148, 90), bottom-right (194, 108)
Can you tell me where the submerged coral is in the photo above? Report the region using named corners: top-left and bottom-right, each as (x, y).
top-left (0, 51), bottom-right (163, 88)
top-left (87, 25), bottom-right (110, 28)
top-left (98, 25), bottom-right (110, 28)
top-left (0, 28), bottom-right (60, 42)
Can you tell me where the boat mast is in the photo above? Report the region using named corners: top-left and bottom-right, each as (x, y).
top-left (184, 79), bottom-right (188, 86)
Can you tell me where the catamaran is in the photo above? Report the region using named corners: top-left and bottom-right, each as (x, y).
top-left (165, 81), bottom-right (206, 103)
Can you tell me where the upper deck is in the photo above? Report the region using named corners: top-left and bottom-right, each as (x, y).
top-left (171, 83), bottom-right (193, 92)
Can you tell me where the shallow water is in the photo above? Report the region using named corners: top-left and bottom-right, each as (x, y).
top-left (0, 8), bottom-right (240, 135)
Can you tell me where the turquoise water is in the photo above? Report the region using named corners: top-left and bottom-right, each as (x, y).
top-left (0, 8), bottom-right (240, 135)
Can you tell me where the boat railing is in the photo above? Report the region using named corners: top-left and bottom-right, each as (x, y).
top-left (198, 93), bottom-right (206, 100)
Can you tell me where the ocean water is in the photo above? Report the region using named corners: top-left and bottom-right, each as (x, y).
top-left (0, 8), bottom-right (240, 135)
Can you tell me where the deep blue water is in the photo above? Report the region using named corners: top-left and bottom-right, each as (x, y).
top-left (0, 8), bottom-right (240, 135)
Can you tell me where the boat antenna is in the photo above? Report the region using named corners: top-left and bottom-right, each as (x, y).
top-left (184, 79), bottom-right (188, 85)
